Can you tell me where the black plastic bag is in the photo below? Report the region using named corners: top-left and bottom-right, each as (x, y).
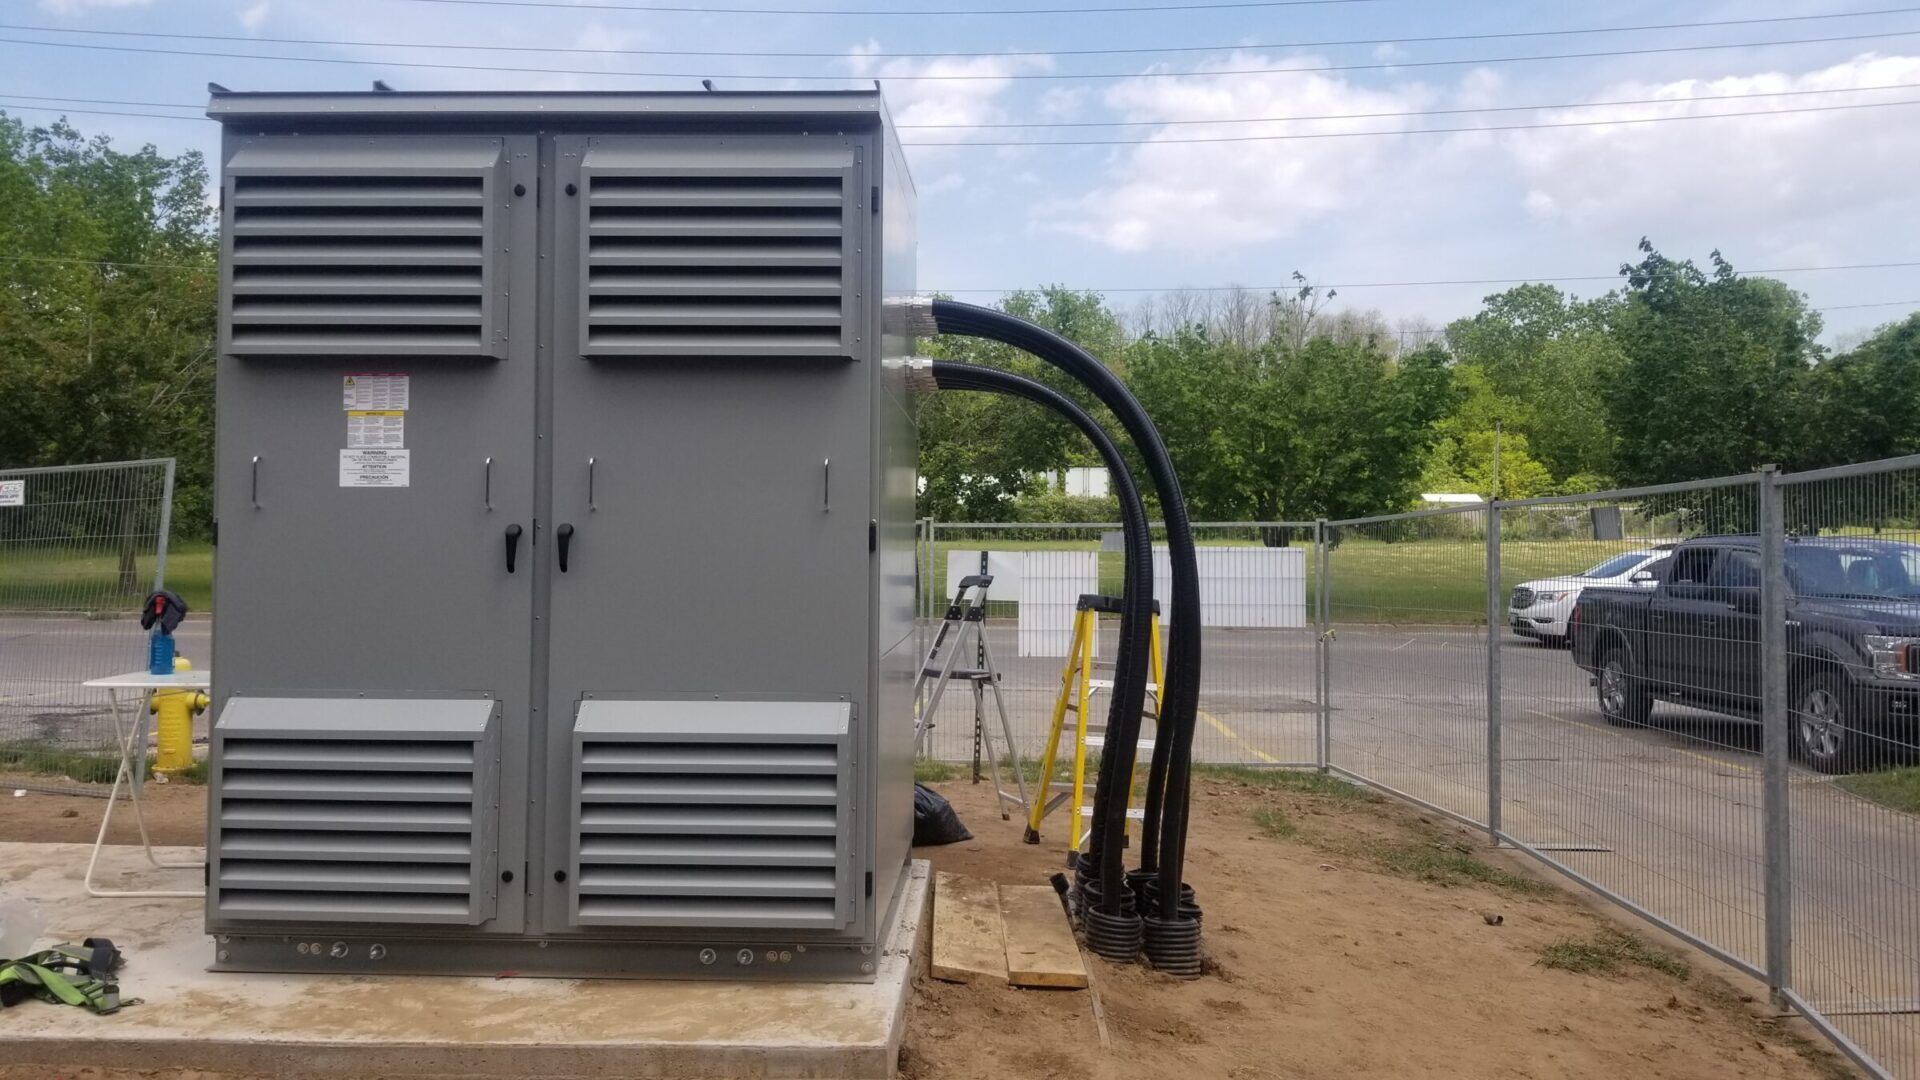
top-left (913, 783), bottom-right (972, 846)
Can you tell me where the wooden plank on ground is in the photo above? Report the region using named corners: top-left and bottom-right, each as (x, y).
top-left (999, 884), bottom-right (1088, 989)
top-left (931, 871), bottom-right (1008, 984)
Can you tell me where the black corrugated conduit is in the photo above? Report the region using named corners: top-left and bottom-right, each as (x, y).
top-left (911, 298), bottom-right (1204, 977)
top-left (923, 358), bottom-right (1151, 963)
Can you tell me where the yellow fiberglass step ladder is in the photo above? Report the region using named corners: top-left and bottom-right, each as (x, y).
top-left (1023, 593), bottom-right (1163, 856)
top-left (912, 573), bottom-right (1030, 820)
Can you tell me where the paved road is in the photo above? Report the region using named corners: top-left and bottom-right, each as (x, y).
top-left (5, 612), bottom-right (1914, 1074)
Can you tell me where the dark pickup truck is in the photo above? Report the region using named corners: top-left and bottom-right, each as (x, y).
top-left (1570, 535), bottom-right (1920, 772)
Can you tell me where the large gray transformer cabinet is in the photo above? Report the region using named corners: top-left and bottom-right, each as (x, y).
top-left (204, 90), bottom-right (920, 979)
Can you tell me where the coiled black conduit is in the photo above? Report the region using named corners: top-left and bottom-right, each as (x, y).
top-left (927, 360), bottom-right (1153, 959)
top-left (922, 299), bottom-right (1204, 974)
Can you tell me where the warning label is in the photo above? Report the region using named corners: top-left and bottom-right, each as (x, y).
top-left (347, 411), bottom-right (406, 449)
top-left (0, 479), bottom-right (22, 507)
top-left (339, 449), bottom-right (411, 488)
top-left (343, 373), bottom-right (409, 412)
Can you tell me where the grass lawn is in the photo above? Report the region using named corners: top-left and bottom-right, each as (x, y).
top-left (6, 532), bottom-right (1633, 627)
top-left (0, 540), bottom-right (212, 614)
top-left (1836, 767), bottom-right (1920, 815)
top-left (931, 534), bottom-right (1642, 625)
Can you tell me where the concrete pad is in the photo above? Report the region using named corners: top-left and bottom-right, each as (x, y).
top-left (0, 843), bottom-right (929, 1079)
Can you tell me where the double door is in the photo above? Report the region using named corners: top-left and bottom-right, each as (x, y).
top-left (211, 129), bottom-right (874, 937)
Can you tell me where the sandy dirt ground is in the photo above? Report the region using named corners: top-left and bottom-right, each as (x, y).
top-left (0, 770), bottom-right (1857, 1080)
top-left (0, 773), bottom-right (206, 846)
top-left (901, 773), bottom-right (1855, 1080)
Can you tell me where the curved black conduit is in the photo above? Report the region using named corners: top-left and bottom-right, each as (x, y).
top-left (919, 300), bottom-right (1204, 971)
top-left (925, 360), bottom-right (1154, 958)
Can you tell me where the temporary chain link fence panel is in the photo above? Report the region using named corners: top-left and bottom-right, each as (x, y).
top-left (1774, 457), bottom-right (1920, 1080)
top-left (0, 460), bottom-right (176, 795)
top-left (1491, 478), bottom-right (1772, 982)
top-left (1322, 504), bottom-right (1492, 830)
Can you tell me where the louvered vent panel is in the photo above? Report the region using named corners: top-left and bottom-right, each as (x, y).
top-left (221, 137), bottom-right (509, 358)
top-left (579, 140), bottom-right (858, 360)
top-left (571, 700), bottom-right (853, 929)
top-left (210, 697), bottom-right (499, 926)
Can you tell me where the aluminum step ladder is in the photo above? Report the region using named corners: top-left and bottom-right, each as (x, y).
top-left (911, 574), bottom-right (1030, 820)
top-left (1024, 593), bottom-right (1163, 855)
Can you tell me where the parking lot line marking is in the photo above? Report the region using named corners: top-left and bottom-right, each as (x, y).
top-left (1522, 706), bottom-right (1757, 776)
top-left (1199, 708), bottom-right (1282, 764)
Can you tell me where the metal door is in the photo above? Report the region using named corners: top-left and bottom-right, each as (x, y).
top-left (1647, 546), bottom-right (1722, 699)
top-left (536, 133), bottom-right (874, 933)
top-left (210, 134), bottom-right (539, 932)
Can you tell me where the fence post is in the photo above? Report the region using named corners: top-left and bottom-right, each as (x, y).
top-left (1485, 501), bottom-right (1502, 843)
top-left (1759, 464), bottom-right (1792, 1001)
top-left (154, 458), bottom-right (176, 592)
top-left (1315, 519), bottom-right (1330, 773)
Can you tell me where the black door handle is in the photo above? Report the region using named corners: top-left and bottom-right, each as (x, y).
top-left (504, 524), bottom-right (523, 574)
top-left (557, 523), bottom-right (575, 573)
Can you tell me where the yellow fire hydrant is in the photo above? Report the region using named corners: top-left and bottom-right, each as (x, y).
top-left (151, 656), bottom-right (208, 776)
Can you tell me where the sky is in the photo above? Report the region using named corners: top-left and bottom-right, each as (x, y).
top-left (5, 0), bottom-right (1920, 343)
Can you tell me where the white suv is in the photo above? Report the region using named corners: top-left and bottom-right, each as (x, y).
top-left (1508, 548), bottom-right (1671, 646)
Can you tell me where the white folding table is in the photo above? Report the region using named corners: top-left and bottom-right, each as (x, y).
top-left (79, 669), bottom-right (210, 899)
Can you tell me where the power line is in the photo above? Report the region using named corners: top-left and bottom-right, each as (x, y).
top-left (0, 93), bottom-right (201, 111)
top-left (3, 7), bottom-right (1913, 61)
top-left (900, 82), bottom-right (1920, 129)
top-left (16, 81), bottom-right (1920, 132)
top-left (923, 263), bottom-right (1920, 293)
top-left (904, 96), bottom-right (1920, 145)
top-left (13, 95), bottom-right (1920, 143)
top-left (386, 0), bottom-right (1376, 14)
top-left (1814, 298), bottom-right (1920, 311)
top-left (1, 28), bottom-right (1917, 83)
top-left (0, 101), bottom-right (205, 121)
top-left (6, 253), bottom-right (1916, 290)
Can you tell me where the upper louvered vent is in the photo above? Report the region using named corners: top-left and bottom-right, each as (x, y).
top-left (579, 139), bottom-right (857, 360)
top-left (210, 697), bottom-right (500, 926)
top-left (222, 137), bottom-right (508, 358)
top-left (571, 700), bottom-right (853, 929)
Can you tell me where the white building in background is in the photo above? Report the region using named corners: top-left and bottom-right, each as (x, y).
top-left (1420, 492), bottom-right (1485, 506)
top-left (1059, 467), bottom-right (1110, 498)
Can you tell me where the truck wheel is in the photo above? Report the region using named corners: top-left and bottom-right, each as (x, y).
top-left (1792, 670), bottom-right (1861, 774)
top-left (1597, 647), bottom-right (1652, 727)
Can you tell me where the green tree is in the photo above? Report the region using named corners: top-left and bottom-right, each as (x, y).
top-left (0, 114), bottom-right (218, 536)
top-left (914, 287), bottom-right (1122, 520)
top-left (1445, 283), bottom-right (1622, 484)
top-left (1797, 313), bottom-right (1920, 468)
top-left (1604, 240), bottom-right (1822, 485)
top-left (1128, 326), bottom-right (1457, 524)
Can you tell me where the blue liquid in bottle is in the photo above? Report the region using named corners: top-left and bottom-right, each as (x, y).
top-left (148, 631), bottom-right (176, 676)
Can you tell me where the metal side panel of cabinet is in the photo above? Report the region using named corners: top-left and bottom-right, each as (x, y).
top-left (537, 132), bottom-right (876, 937)
top-left (210, 131), bottom-right (539, 934)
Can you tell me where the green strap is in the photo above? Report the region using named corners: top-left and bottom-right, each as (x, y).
top-left (0, 955), bottom-right (131, 1014)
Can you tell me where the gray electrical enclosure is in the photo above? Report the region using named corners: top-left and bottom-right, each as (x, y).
top-left (204, 90), bottom-right (919, 980)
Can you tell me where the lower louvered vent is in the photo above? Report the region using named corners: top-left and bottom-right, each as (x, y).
top-left (571, 700), bottom-right (851, 929)
top-left (211, 697), bottom-right (498, 925)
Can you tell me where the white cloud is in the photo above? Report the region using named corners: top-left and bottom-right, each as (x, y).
top-left (37, 0), bottom-right (149, 12)
top-left (1505, 53), bottom-right (1920, 240)
top-left (1039, 54), bottom-right (1439, 252)
top-left (237, 0), bottom-right (269, 32)
top-left (845, 43), bottom-right (1052, 135)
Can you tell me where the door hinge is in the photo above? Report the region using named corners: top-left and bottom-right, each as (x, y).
top-left (869, 519), bottom-right (878, 552)
top-left (864, 870), bottom-right (873, 898)
top-left (871, 184), bottom-right (880, 214)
